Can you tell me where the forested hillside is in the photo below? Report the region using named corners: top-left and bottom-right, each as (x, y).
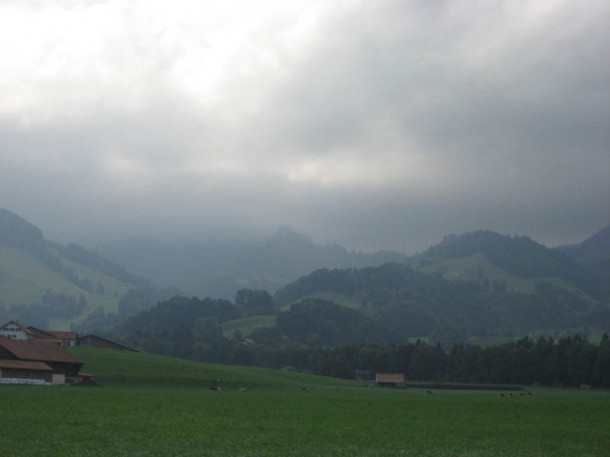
top-left (114, 291), bottom-right (610, 388)
top-left (274, 263), bottom-right (609, 346)
top-left (415, 231), bottom-right (608, 299)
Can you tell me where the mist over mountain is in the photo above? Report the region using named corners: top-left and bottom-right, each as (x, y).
top-left (97, 226), bottom-right (408, 299)
top-left (2, 206), bottom-right (608, 346)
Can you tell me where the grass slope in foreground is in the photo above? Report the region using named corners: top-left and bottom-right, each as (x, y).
top-left (2, 348), bottom-right (609, 457)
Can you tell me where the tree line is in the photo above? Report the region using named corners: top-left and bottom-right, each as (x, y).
top-left (124, 322), bottom-right (610, 388)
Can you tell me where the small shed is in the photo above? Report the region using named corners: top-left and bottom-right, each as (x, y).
top-left (375, 373), bottom-right (406, 388)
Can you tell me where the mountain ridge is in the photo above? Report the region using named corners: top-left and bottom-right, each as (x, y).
top-left (556, 224), bottom-right (610, 278)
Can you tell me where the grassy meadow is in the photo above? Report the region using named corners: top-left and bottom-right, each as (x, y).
top-left (1, 348), bottom-right (609, 457)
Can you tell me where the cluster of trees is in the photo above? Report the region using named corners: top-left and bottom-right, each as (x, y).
top-left (117, 291), bottom-right (277, 360)
top-left (275, 299), bottom-right (398, 346)
top-left (285, 334), bottom-right (610, 388)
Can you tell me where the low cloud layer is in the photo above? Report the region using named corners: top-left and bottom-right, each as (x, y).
top-left (1, 0), bottom-right (608, 253)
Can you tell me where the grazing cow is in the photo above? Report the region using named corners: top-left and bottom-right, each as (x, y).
top-left (527, 392), bottom-right (533, 396)
top-left (426, 390), bottom-right (433, 395)
top-left (300, 387), bottom-right (308, 391)
top-left (500, 393), bottom-right (506, 397)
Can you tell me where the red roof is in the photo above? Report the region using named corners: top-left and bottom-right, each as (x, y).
top-left (0, 359), bottom-right (54, 371)
top-left (25, 326), bottom-right (56, 339)
top-left (0, 339), bottom-right (83, 364)
top-left (376, 373), bottom-right (405, 383)
top-left (47, 331), bottom-right (78, 340)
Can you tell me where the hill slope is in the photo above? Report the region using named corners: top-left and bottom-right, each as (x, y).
top-left (0, 209), bottom-right (145, 330)
top-left (273, 231), bottom-right (610, 345)
top-left (414, 230), bottom-right (607, 299)
top-left (557, 225), bottom-right (610, 279)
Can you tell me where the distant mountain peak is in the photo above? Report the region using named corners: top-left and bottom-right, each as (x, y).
top-left (0, 208), bottom-right (47, 258)
top-left (266, 226), bottom-right (314, 247)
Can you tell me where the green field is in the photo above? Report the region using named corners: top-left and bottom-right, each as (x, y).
top-left (2, 348), bottom-right (609, 457)
top-left (220, 315), bottom-right (278, 337)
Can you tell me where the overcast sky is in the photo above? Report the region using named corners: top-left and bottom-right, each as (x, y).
top-left (1, 0), bottom-right (608, 254)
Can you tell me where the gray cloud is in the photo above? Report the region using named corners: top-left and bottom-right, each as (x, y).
top-left (0, 0), bottom-right (608, 253)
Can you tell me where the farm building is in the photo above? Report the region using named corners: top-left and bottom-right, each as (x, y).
top-left (375, 373), bottom-right (406, 388)
top-left (27, 326), bottom-right (78, 347)
top-left (0, 359), bottom-right (54, 385)
top-left (78, 334), bottom-right (140, 351)
top-left (0, 320), bottom-right (36, 340)
top-left (0, 338), bottom-right (84, 385)
top-left (0, 321), bottom-right (78, 347)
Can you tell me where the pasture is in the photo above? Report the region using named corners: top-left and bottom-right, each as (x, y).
top-left (1, 348), bottom-right (609, 457)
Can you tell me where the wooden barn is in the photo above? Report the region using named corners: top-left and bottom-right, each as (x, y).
top-left (375, 373), bottom-right (406, 388)
top-left (27, 327), bottom-right (78, 347)
top-left (1, 321), bottom-right (79, 347)
top-left (0, 339), bottom-right (84, 385)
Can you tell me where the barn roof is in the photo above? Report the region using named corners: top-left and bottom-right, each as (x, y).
top-left (0, 339), bottom-right (83, 364)
top-left (47, 331), bottom-right (78, 340)
top-left (25, 326), bottom-right (57, 339)
top-left (0, 359), bottom-right (54, 371)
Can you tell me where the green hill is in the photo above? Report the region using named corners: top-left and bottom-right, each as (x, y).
top-left (273, 232), bottom-right (610, 344)
top-left (414, 230), bottom-right (608, 299)
top-left (0, 209), bottom-right (142, 330)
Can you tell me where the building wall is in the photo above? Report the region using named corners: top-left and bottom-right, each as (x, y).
top-left (52, 373), bottom-right (66, 385)
top-left (0, 368), bottom-right (52, 384)
top-left (0, 325), bottom-right (30, 340)
top-left (46, 361), bottom-right (82, 378)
